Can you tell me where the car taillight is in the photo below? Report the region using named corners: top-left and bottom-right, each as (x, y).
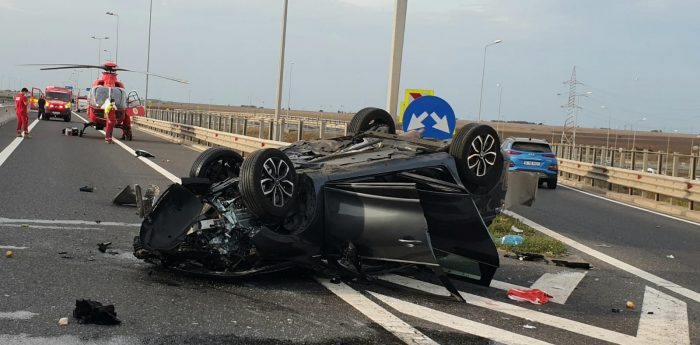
top-left (505, 150), bottom-right (522, 155)
top-left (543, 153), bottom-right (556, 158)
top-left (548, 164), bottom-right (558, 171)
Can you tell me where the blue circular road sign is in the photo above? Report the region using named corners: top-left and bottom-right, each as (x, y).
top-left (402, 95), bottom-right (456, 140)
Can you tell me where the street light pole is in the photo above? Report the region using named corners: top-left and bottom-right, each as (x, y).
top-left (631, 117), bottom-right (647, 152)
top-left (495, 83), bottom-right (503, 137)
top-left (145, 0), bottom-right (153, 109)
top-left (665, 130), bottom-right (678, 175)
top-left (106, 12), bottom-right (119, 64)
top-left (273, 0), bottom-right (289, 141)
top-left (386, 0), bottom-right (407, 122)
top-left (286, 62), bottom-right (294, 117)
top-left (91, 36), bottom-right (109, 80)
top-left (601, 105), bottom-right (610, 148)
top-left (477, 39), bottom-right (502, 122)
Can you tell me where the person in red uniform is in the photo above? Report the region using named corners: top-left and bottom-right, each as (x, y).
top-left (14, 88), bottom-right (30, 138)
top-left (104, 98), bottom-right (117, 144)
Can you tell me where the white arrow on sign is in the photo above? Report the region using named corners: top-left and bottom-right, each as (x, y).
top-left (380, 274), bottom-right (690, 345)
top-left (430, 112), bottom-right (450, 134)
top-left (407, 111), bottom-right (429, 131)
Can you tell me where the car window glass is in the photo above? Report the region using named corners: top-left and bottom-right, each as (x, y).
top-left (512, 142), bottom-right (552, 153)
top-left (46, 92), bottom-right (71, 102)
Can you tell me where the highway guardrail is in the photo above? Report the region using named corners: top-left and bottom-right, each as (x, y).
top-left (132, 116), bottom-right (286, 154)
top-left (558, 158), bottom-right (699, 216)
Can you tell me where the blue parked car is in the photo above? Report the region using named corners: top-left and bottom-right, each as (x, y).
top-left (501, 137), bottom-right (558, 189)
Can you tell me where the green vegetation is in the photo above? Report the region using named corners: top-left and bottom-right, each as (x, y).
top-left (488, 214), bottom-right (568, 257)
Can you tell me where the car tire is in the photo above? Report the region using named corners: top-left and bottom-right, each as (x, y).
top-left (546, 178), bottom-right (557, 189)
top-left (450, 123), bottom-right (504, 194)
top-left (239, 148), bottom-right (298, 219)
top-left (347, 107), bottom-right (396, 135)
top-left (190, 147), bottom-right (244, 183)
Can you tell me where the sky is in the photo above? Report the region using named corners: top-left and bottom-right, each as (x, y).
top-left (1, 0), bottom-right (699, 133)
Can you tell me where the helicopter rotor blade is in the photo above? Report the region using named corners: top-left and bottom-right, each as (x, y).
top-left (114, 68), bottom-right (188, 84)
top-left (39, 65), bottom-right (109, 71)
top-left (20, 64), bottom-right (109, 70)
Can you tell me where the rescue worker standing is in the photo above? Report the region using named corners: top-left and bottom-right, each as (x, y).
top-left (37, 95), bottom-right (46, 120)
top-left (104, 98), bottom-right (117, 144)
top-left (14, 88), bottom-right (30, 138)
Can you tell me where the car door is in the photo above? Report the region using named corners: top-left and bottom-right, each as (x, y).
top-left (30, 87), bottom-right (43, 110)
top-left (125, 91), bottom-right (146, 117)
top-left (323, 183), bottom-right (440, 266)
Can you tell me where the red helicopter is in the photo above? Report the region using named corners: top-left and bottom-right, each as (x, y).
top-left (27, 62), bottom-right (187, 140)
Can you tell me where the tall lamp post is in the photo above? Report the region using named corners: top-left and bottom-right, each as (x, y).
top-left (286, 62), bottom-right (294, 117)
top-left (273, 0), bottom-right (289, 141)
top-left (630, 116), bottom-right (647, 152)
top-left (105, 12), bottom-right (119, 64)
top-left (91, 36), bottom-right (109, 64)
top-left (477, 39), bottom-right (502, 122)
top-left (145, 0), bottom-right (153, 109)
top-left (601, 105), bottom-right (610, 148)
top-left (665, 129), bottom-right (678, 175)
top-left (495, 83), bottom-right (503, 137)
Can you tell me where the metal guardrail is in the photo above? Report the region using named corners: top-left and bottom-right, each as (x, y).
top-left (147, 108), bottom-right (348, 139)
top-left (132, 116), bottom-right (286, 154)
top-left (558, 158), bottom-right (698, 211)
top-left (552, 143), bottom-right (699, 181)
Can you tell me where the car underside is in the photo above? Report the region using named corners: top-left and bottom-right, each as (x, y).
top-left (134, 108), bottom-right (509, 299)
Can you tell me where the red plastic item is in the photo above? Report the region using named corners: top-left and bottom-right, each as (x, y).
top-left (507, 288), bottom-right (553, 305)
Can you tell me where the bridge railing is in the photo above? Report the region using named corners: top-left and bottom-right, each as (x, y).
top-left (552, 143), bottom-right (699, 181)
top-left (132, 116), bottom-right (286, 154)
top-left (145, 108), bottom-right (348, 141)
top-left (558, 157), bottom-right (699, 215)
top-left (0, 105), bottom-right (16, 126)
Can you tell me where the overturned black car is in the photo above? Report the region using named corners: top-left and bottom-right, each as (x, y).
top-left (134, 108), bottom-right (508, 299)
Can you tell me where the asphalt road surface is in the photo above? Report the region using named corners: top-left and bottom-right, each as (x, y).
top-left (1, 112), bottom-right (698, 344)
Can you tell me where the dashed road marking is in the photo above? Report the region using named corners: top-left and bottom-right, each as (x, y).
top-left (490, 271), bottom-right (587, 305)
top-left (317, 278), bottom-right (439, 345)
top-left (0, 118), bottom-right (40, 168)
top-left (0, 217), bottom-right (139, 227)
top-left (370, 292), bottom-right (554, 345)
top-left (72, 112), bottom-right (180, 184)
top-left (504, 210), bottom-right (700, 305)
top-left (0, 245), bottom-right (28, 250)
top-left (0, 311), bottom-right (38, 320)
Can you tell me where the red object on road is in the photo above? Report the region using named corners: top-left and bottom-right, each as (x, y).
top-left (507, 288), bottom-right (553, 305)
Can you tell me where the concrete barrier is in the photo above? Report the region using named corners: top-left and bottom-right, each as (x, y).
top-left (0, 106), bottom-right (16, 127)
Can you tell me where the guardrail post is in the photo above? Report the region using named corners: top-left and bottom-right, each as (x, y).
top-left (656, 153), bottom-right (663, 176)
top-left (642, 149), bottom-right (649, 172)
top-left (218, 115), bottom-right (223, 131)
top-left (319, 120), bottom-right (327, 139)
top-left (297, 120), bottom-right (304, 141)
top-left (258, 120), bottom-right (264, 139)
top-left (280, 119), bottom-right (286, 141)
top-left (630, 151), bottom-right (637, 170)
top-left (592, 147), bottom-right (598, 165)
top-left (268, 120), bottom-right (274, 140)
top-left (690, 155), bottom-right (697, 181)
top-left (229, 117), bottom-right (235, 133)
top-left (672, 153), bottom-right (679, 177)
top-left (242, 119), bottom-right (248, 136)
top-left (198, 113), bottom-right (203, 127)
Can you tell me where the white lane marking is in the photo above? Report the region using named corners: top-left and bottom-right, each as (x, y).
top-left (0, 118), bottom-right (40, 168)
top-left (0, 335), bottom-right (140, 345)
top-left (380, 274), bottom-right (640, 345)
top-left (0, 217), bottom-right (139, 227)
top-left (370, 292), bottom-right (554, 345)
top-left (0, 223), bottom-right (104, 231)
top-left (490, 279), bottom-right (528, 291)
top-left (0, 245), bottom-right (28, 250)
top-left (504, 210), bottom-right (700, 305)
top-left (559, 184), bottom-right (700, 227)
top-left (530, 271), bottom-right (587, 305)
top-left (637, 286), bottom-right (690, 345)
top-left (316, 278), bottom-right (439, 345)
top-left (490, 271), bottom-right (587, 305)
top-left (0, 311), bottom-right (38, 320)
top-left (72, 112), bottom-right (180, 184)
